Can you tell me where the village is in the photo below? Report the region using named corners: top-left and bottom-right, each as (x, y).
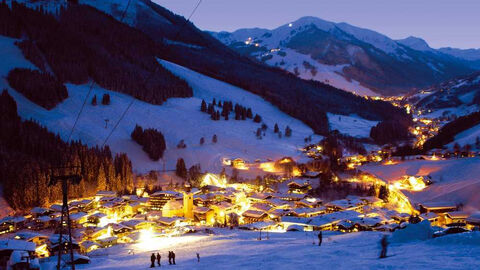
top-left (0, 136), bottom-right (479, 269)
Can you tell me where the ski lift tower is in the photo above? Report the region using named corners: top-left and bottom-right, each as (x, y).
top-left (49, 167), bottom-right (82, 270)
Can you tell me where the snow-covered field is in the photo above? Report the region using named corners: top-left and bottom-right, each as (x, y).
top-left (361, 158), bottom-right (480, 212)
top-left (0, 35), bottom-right (321, 174)
top-left (327, 113), bottom-right (378, 138)
top-left (40, 229), bottom-right (480, 270)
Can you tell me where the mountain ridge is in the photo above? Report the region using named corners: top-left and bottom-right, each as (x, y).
top-left (210, 16), bottom-right (479, 96)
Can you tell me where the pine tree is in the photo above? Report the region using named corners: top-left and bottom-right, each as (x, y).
top-left (102, 93), bottom-right (110, 105)
top-left (218, 100), bottom-right (222, 107)
top-left (212, 98), bottom-right (216, 106)
top-left (91, 94), bottom-right (97, 106)
top-left (285, 126), bottom-right (292, 137)
top-left (253, 114), bottom-right (262, 123)
top-left (274, 123), bottom-right (279, 133)
top-left (175, 158), bottom-right (187, 179)
top-left (201, 99), bottom-right (207, 112)
top-left (246, 108), bottom-right (253, 118)
top-left (200, 137), bottom-right (205, 145)
top-left (256, 128), bottom-right (262, 139)
top-left (212, 134), bottom-right (217, 143)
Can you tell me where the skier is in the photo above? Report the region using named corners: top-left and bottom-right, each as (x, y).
top-left (168, 251), bottom-right (172, 265)
top-left (318, 231), bottom-right (323, 246)
top-left (156, 253), bottom-right (161, 266)
top-left (380, 235), bottom-right (388, 258)
top-left (196, 252), bottom-right (200, 262)
top-left (150, 253), bottom-right (156, 268)
top-left (172, 251), bottom-right (176, 265)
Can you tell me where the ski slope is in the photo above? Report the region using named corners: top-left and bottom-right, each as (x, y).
top-left (39, 229), bottom-right (480, 270)
top-left (327, 113), bottom-right (378, 138)
top-left (361, 158), bottom-right (480, 212)
top-left (0, 35), bottom-right (321, 174)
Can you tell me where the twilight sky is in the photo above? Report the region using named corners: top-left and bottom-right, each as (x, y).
top-left (154, 0), bottom-right (480, 49)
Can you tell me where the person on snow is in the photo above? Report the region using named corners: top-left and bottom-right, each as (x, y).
top-left (168, 251), bottom-right (172, 265)
top-left (318, 231), bottom-right (323, 246)
top-left (172, 251), bottom-right (176, 265)
top-left (196, 252), bottom-right (200, 262)
top-left (380, 235), bottom-right (388, 258)
top-left (150, 253), bottom-right (156, 268)
top-left (156, 253), bottom-right (161, 266)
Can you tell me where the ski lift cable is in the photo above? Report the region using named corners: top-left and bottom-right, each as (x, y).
top-left (101, 0), bottom-right (203, 148)
top-left (66, 0), bottom-right (133, 142)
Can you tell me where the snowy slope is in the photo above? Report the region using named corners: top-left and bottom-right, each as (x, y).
top-left (39, 229), bottom-right (480, 269)
top-left (328, 113), bottom-right (378, 138)
top-left (0, 35), bottom-right (319, 174)
top-left (362, 158), bottom-right (480, 212)
top-left (448, 124), bottom-right (480, 149)
top-left (263, 48), bottom-right (376, 96)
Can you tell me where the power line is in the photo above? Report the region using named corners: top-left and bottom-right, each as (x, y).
top-left (101, 0), bottom-right (203, 147)
top-left (67, 0), bottom-right (132, 143)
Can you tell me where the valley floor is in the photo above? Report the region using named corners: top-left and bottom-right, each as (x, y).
top-left (40, 230), bottom-right (480, 270)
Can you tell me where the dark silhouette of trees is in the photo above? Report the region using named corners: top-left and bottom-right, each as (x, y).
top-left (274, 123), bottom-right (279, 133)
top-left (423, 111), bottom-right (480, 151)
top-left (0, 90), bottom-right (133, 209)
top-left (212, 134), bottom-right (217, 143)
top-left (253, 114), bottom-right (262, 123)
top-left (0, 2), bottom-right (192, 106)
top-left (6, 68), bottom-right (67, 110)
top-left (101, 94), bottom-right (110, 105)
top-left (91, 94), bottom-right (97, 106)
top-left (285, 126), bottom-right (292, 137)
top-left (131, 124), bottom-right (166, 161)
top-left (200, 99), bottom-right (207, 112)
top-left (370, 119), bottom-right (411, 145)
top-left (175, 158), bottom-right (187, 179)
top-left (200, 137), bottom-right (205, 145)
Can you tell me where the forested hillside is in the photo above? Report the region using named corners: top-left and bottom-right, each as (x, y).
top-left (0, 90), bottom-right (133, 209)
top-left (0, 1), bottom-right (192, 107)
top-left (134, 0), bottom-right (410, 135)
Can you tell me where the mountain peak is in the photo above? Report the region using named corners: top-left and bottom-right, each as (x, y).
top-left (397, 36), bottom-right (432, 52)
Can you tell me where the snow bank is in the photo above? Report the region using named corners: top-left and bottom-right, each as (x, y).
top-left (390, 220), bottom-right (433, 243)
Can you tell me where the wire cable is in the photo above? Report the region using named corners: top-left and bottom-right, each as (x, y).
top-left (101, 0), bottom-right (202, 147)
top-left (66, 0), bottom-right (132, 142)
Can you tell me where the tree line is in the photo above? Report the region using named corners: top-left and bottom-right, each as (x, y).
top-left (7, 68), bottom-right (68, 110)
top-left (422, 111), bottom-right (480, 151)
top-left (0, 90), bottom-right (133, 210)
top-left (131, 124), bottom-right (166, 161)
top-left (0, 1), bottom-right (192, 107)
top-left (200, 98), bottom-right (258, 122)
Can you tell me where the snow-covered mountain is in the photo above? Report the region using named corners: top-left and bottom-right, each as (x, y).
top-left (414, 71), bottom-right (480, 111)
top-left (210, 16), bottom-right (478, 96)
top-left (397, 36), bottom-right (434, 52)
